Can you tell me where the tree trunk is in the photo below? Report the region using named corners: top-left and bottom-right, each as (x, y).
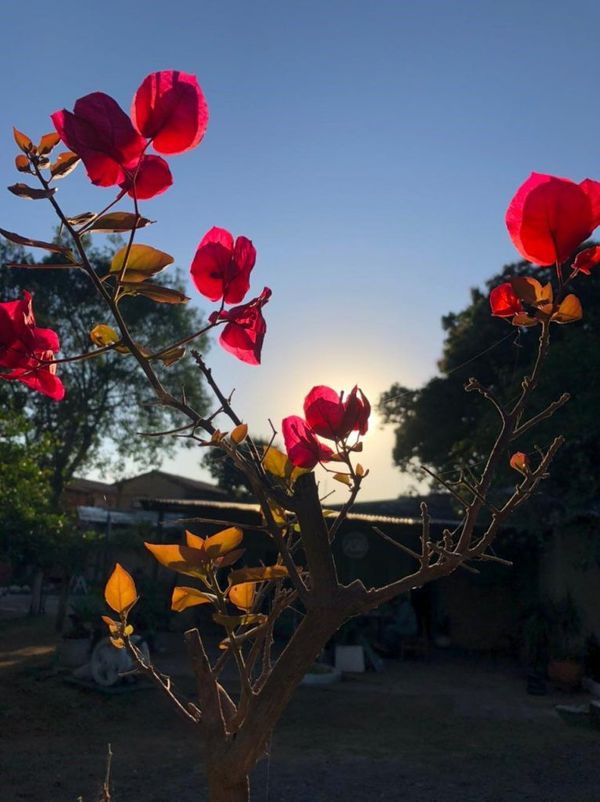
top-left (207, 775), bottom-right (249, 802)
top-left (29, 568), bottom-right (45, 616)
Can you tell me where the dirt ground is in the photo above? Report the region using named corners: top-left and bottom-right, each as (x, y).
top-left (0, 613), bottom-right (599, 802)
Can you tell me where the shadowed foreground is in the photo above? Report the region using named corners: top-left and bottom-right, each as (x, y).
top-left (0, 617), bottom-right (598, 802)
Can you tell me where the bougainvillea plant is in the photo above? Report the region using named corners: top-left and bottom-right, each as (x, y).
top-left (2, 71), bottom-right (596, 802)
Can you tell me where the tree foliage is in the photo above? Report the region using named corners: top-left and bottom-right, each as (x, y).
top-left (0, 239), bottom-right (210, 500)
top-left (379, 254), bottom-right (600, 515)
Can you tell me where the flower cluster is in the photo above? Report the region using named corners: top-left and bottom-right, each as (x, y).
top-left (0, 292), bottom-right (63, 400)
top-left (52, 70), bottom-right (208, 199)
top-left (282, 385), bottom-right (370, 469)
top-left (191, 227), bottom-right (271, 365)
top-left (490, 172), bottom-right (600, 325)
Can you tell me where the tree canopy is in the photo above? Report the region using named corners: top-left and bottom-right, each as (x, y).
top-left (379, 254), bottom-right (600, 518)
top-left (0, 239), bottom-right (210, 501)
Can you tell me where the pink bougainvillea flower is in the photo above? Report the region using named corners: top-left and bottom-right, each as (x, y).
top-left (489, 282), bottom-right (524, 318)
top-left (210, 287), bottom-right (271, 365)
top-left (303, 385), bottom-right (371, 441)
top-left (0, 292), bottom-right (64, 400)
top-left (52, 92), bottom-right (146, 188)
top-left (572, 246), bottom-right (600, 276)
top-left (506, 173), bottom-right (600, 265)
top-left (282, 416), bottom-right (334, 470)
top-left (120, 154), bottom-right (173, 200)
top-left (190, 227), bottom-right (256, 304)
top-left (132, 70), bottom-right (208, 156)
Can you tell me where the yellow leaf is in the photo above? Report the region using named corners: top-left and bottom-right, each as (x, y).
top-left (110, 637), bottom-right (125, 649)
top-left (356, 463), bottom-right (365, 477)
top-left (333, 473), bottom-right (352, 486)
top-left (552, 294), bottom-right (583, 324)
top-left (213, 613), bottom-right (267, 628)
top-left (13, 127), bottom-right (33, 153)
top-left (228, 566), bottom-right (288, 585)
top-left (204, 527), bottom-right (244, 558)
top-left (262, 446), bottom-right (309, 484)
top-left (185, 530), bottom-right (205, 549)
top-left (144, 542), bottom-right (209, 580)
top-left (37, 132), bottom-right (61, 156)
top-left (110, 243), bottom-right (174, 281)
top-left (104, 563), bottom-right (137, 615)
top-left (90, 324), bottom-right (120, 348)
top-left (228, 582), bottom-right (255, 611)
top-left (123, 624), bottom-right (134, 636)
top-left (230, 423), bottom-right (248, 445)
top-left (511, 276), bottom-right (553, 307)
top-left (171, 586), bottom-right (216, 612)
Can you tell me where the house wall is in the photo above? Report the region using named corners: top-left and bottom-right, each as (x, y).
top-left (538, 522), bottom-right (600, 639)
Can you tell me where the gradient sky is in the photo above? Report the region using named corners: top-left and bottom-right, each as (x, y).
top-left (2, 0), bottom-right (599, 501)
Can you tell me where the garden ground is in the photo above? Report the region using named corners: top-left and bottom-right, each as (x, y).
top-left (0, 612), bottom-right (598, 802)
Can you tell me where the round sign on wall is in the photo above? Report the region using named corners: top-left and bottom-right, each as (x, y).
top-left (342, 530), bottom-right (369, 559)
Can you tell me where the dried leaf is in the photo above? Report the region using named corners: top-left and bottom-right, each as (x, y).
top-left (0, 228), bottom-right (72, 255)
top-left (8, 183), bottom-right (56, 200)
top-left (333, 473), bottom-right (352, 486)
top-left (50, 151), bottom-right (80, 180)
top-left (86, 212), bottom-right (154, 234)
top-left (120, 282), bottom-right (189, 304)
top-left (213, 613), bottom-right (267, 628)
top-left (228, 566), bottom-right (288, 585)
top-left (158, 345), bottom-right (186, 366)
top-left (104, 563), bottom-right (137, 615)
top-left (68, 212), bottom-right (96, 227)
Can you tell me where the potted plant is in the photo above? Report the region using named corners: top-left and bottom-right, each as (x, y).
top-left (334, 619), bottom-right (366, 672)
top-left (56, 593), bottom-right (103, 669)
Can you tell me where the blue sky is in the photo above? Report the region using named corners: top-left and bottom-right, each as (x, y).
top-left (2, 0), bottom-right (599, 500)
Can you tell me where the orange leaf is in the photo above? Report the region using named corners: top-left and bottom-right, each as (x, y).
top-left (104, 563), bottom-right (137, 615)
top-left (552, 294), bottom-right (583, 324)
top-left (15, 155), bottom-right (30, 173)
top-left (144, 542), bottom-right (209, 580)
top-left (228, 581), bottom-right (255, 611)
top-left (171, 586), bottom-right (216, 612)
top-left (511, 276), bottom-right (553, 307)
top-left (509, 452), bottom-right (529, 475)
top-left (511, 312), bottom-right (539, 328)
top-left (185, 530), bottom-right (205, 549)
top-left (230, 423), bottom-right (248, 445)
top-left (204, 527), bottom-right (244, 558)
top-left (37, 132), bottom-right (61, 156)
top-left (214, 548), bottom-right (245, 568)
top-left (13, 128), bottom-right (33, 153)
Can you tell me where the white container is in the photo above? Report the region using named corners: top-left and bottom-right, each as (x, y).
top-left (335, 644), bottom-right (365, 673)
